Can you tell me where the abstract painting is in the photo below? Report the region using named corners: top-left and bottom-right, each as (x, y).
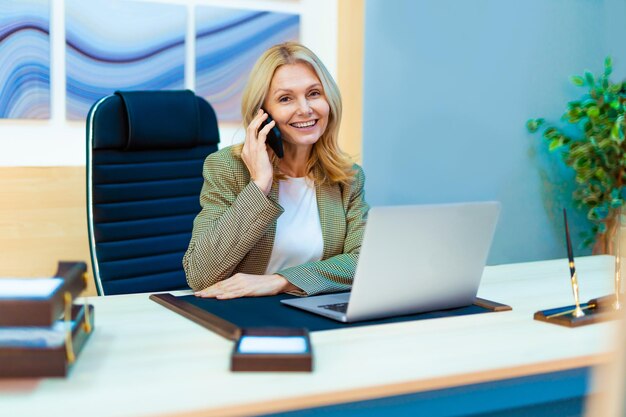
top-left (0, 0), bottom-right (50, 119)
top-left (65, 0), bottom-right (186, 120)
top-left (196, 7), bottom-right (299, 123)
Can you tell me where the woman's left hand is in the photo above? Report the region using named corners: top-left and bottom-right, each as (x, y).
top-left (194, 273), bottom-right (298, 299)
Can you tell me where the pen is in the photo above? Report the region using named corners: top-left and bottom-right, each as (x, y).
top-left (546, 303), bottom-right (595, 319)
top-left (564, 209), bottom-right (576, 278)
top-left (563, 209), bottom-right (585, 318)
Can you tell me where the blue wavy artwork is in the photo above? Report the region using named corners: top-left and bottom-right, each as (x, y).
top-left (0, 0), bottom-right (50, 119)
top-left (66, 0), bottom-right (186, 120)
top-left (196, 7), bottom-right (299, 123)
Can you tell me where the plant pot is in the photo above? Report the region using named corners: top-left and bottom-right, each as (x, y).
top-left (593, 209), bottom-right (625, 255)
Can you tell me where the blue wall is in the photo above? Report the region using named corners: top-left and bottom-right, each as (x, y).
top-left (362, 0), bottom-right (626, 264)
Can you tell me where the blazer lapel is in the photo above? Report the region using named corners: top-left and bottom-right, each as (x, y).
top-left (316, 178), bottom-right (345, 260)
top-left (251, 180), bottom-right (280, 274)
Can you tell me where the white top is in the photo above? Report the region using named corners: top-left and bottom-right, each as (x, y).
top-left (265, 177), bottom-right (324, 274)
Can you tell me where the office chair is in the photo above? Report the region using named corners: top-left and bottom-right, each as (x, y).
top-left (86, 90), bottom-right (220, 295)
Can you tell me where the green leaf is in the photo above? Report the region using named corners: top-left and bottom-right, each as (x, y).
top-left (605, 56), bottom-right (613, 75)
top-left (599, 138), bottom-right (613, 149)
top-left (611, 199), bottom-right (623, 208)
top-left (574, 156), bottom-right (589, 168)
top-left (526, 118), bottom-right (543, 133)
top-left (582, 98), bottom-right (597, 107)
top-left (544, 127), bottom-right (558, 138)
top-left (567, 113), bottom-right (580, 123)
top-left (611, 123), bottom-right (620, 139)
top-left (576, 168), bottom-right (594, 183)
top-left (571, 75), bottom-right (585, 86)
top-left (549, 138), bottom-right (562, 151)
top-left (602, 77), bottom-right (609, 90)
top-left (581, 237), bottom-right (594, 248)
top-left (587, 106), bottom-right (600, 118)
top-left (585, 71), bottom-right (595, 86)
top-left (610, 99), bottom-right (620, 110)
top-left (589, 204), bottom-right (610, 221)
top-left (611, 188), bottom-right (621, 199)
top-left (612, 115), bottom-right (625, 142)
top-left (595, 168), bottom-right (607, 180)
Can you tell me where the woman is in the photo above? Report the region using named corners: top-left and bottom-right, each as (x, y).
top-left (183, 42), bottom-right (369, 299)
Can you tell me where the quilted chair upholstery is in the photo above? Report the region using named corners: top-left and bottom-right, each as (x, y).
top-left (86, 90), bottom-right (219, 295)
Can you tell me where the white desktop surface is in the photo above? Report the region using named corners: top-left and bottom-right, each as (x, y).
top-left (0, 256), bottom-right (619, 417)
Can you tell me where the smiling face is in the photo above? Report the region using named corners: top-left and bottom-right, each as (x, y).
top-left (263, 62), bottom-right (330, 151)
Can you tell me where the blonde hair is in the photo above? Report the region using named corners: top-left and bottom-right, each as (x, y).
top-left (237, 42), bottom-right (355, 185)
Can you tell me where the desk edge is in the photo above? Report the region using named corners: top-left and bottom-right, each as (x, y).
top-left (157, 353), bottom-right (610, 417)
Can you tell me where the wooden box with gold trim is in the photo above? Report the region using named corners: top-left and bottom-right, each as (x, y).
top-left (0, 262), bottom-right (95, 378)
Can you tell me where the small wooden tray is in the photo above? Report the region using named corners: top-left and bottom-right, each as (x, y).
top-left (231, 328), bottom-right (312, 372)
top-left (0, 304), bottom-right (95, 378)
top-left (0, 262), bottom-right (88, 327)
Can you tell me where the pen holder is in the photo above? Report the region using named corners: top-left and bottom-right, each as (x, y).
top-left (534, 209), bottom-right (621, 327)
top-left (533, 300), bottom-right (618, 328)
top-left (534, 270), bottom-right (622, 328)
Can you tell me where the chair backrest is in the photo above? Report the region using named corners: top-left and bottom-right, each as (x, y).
top-left (86, 90), bottom-right (219, 295)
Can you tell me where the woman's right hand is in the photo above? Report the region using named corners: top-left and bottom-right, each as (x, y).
top-left (241, 109), bottom-right (275, 195)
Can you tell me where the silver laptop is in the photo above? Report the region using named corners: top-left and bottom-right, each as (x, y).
top-left (281, 201), bottom-right (500, 322)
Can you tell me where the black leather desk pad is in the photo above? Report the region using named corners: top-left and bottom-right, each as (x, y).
top-left (176, 293), bottom-right (492, 332)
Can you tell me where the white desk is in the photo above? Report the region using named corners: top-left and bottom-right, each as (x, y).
top-left (0, 256), bottom-right (620, 417)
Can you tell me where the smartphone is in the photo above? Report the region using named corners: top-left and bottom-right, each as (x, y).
top-left (260, 109), bottom-right (284, 158)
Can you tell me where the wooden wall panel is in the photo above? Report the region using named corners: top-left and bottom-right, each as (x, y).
top-left (337, 0), bottom-right (364, 163)
top-left (0, 167), bottom-right (96, 296)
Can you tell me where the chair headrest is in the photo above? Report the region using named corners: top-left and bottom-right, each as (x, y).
top-left (115, 90), bottom-right (200, 150)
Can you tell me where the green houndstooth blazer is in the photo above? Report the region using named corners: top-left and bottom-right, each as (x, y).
top-left (182, 145), bottom-right (369, 296)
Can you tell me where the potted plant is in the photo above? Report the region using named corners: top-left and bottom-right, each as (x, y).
top-left (527, 57), bottom-right (626, 254)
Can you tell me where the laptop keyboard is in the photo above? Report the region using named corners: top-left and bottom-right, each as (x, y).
top-left (319, 302), bottom-right (348, 313)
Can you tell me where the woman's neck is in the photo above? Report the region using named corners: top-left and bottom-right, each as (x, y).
top-left (279, 144), bottom-right (312, 177)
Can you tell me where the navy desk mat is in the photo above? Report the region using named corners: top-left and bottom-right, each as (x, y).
top-left (150, 293), bottom-right (508, 340)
